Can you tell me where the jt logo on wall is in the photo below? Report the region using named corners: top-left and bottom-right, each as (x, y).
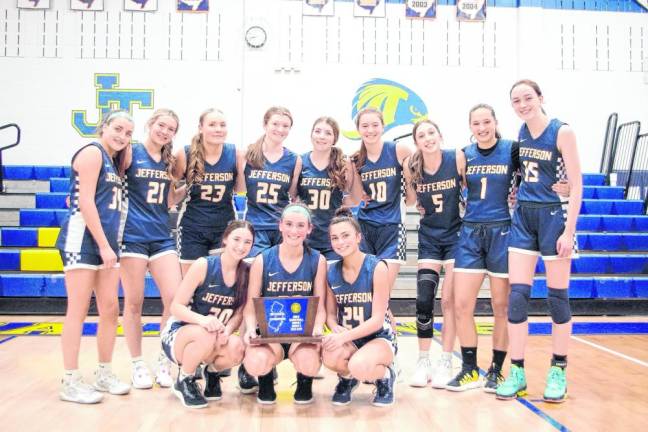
top-left (71, 73), bottom-right (154, 137)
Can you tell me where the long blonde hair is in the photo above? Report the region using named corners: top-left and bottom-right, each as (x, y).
top-left (351, 108), bottom-right (384, 173)
top-left (311, 116), bottom-right (347, 190)
top-left (147, 108), bottom-right (179, 181)
top-left (186, 108), bottom-right (225, 185)
top-left (245, 106), bottom-right (293, 170)
top-left (409, 119), bottom-right (443, 187)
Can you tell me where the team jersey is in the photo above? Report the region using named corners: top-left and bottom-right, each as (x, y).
top-left (177, 143), bottom-right (237, 230)
top-left (463, 139), bottom-right (516, 223)
top-left (327, 254), bottom-right (385, 330)
top-left (188, 255), bottom-right (238, 325)
top-left (245, 148), bottom-right (298, 230)
top-left (517, 118), bottom-right (567, 204)
top-left (297, 152), bottom-right (344, 251)
top-left (56, 142), bottom-right (123, 254)
top-left (261, 245), bottom-right (320, 298)
top-left (357, 141), bottom-right (403, 225)
top-left (415, 150), bottom-right (463, 244)
top-left (122, 143), bottom-right (172, 242)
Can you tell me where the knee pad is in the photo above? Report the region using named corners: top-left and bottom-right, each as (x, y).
top-left (547, 288), bottom-right (571, 324)
top-left (508, 283), bottom-right (531, 324)
top-left (416, 269), bottom-right (439, 338)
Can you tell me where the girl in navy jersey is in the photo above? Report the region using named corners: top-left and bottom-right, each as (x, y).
top-left (174, 108), bottom-right (246, 275)
top-left (161, 220), bottom-right (254, 409)
top-left (402, 120), bottom-right (462, 389)
top-left (322, 208), bottom-right (395, 407)
top-left (242, 203), bottom-right (327, 405)
top-left (57, 110), bottom-right (133, 404)
top-left (298, 116), bottom-right (355, 261)
top-left (245, 106), bottom-right (302, 258)
top-left (497, 80), bottom-right (582, 403)
top-left (120, 109), bottom-right (181, 390)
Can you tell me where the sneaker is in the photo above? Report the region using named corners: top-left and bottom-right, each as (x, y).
top-left (496, 365), bottom-right (527, 400)
top-left (331, 376), bottom-right (359, 406)
top-left (431, 356), bottom-right (453, 389)
top-left (203, 368), bottom-right (223, 401)
top-left (294, 373), bottom-right (314, 404)
top-left (238, 364), bottom-right (258, 394)
top-left (409, 357), bottom-right (433, 387)
top-left (445, 366), bottom-right (481, 392)
top-left (483, 363), bottom-right (504, 394)
top-left (372, 366), bottom-right (396, 407)
top-left (155, 354), bottom-right (173, 388)
top-left (272, 366), bottom-right (278, 385)
top-left (392, 355), bottom-right (403, 383)
top-left (257, 371), bottom-right (276, 405)
top-left (543, 366), bottom-right (567, 403)
top-left (60, 375), bottom-right (103, 404)
top-left (94, 368), bottom-right (131, 395)
top-left (131, 361), bottom-right (153, 390)
top-left (219, 368), bottom-right (232, 377)
top-left (173, 376), bottom-right (208, 409)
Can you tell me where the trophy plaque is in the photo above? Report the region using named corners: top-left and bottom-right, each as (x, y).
top-left (249, 296), bottom-right (322, 344)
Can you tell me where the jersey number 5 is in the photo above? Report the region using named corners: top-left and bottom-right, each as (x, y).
top-left (522, 161), bottom-right (539, 183)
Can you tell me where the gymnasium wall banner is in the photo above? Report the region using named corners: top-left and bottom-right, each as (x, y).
top-left (70, 0), bottom-right (104, 11)
top-left (177, 0), bottom-right (209, 12)
top-left (17, 0), bottom-right (50, 9)
top-left (457, 0), bottom-right (486, 21)
top-left (303, 0), bottom-right (335, 16)
top-left (354, 0), bottom-right (386, 17)
top-left (71, 73), bottom-right (154, 138)
top-left (124, 0), bottom-right (157, 12)
top-left (405, 0), bottom-right (437, 19)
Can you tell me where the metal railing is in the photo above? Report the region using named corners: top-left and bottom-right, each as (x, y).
top-left (626, 133), bottom-right (648, 213)
top-left (0, 123), bottom-right (22, 194)
top-left (609, 121), bottom-right (640, 198)
top-left (599, 112), bottom-right (618, 180)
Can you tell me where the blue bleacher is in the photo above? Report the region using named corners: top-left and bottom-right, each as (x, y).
top-left (2, 165), bottom-right (67, 181)
top-left (535, 254), bottom-right (648, 274)
top-left (49, 178), bottom-right (70, 193)
top-left (35, 193), bottom-right (68, 209)
top-left (0, 228), bottom-right (38, 247)
top-left (577, 215), bottom-right (648, 232)
top-left (580, 199), bottom-right (645, 215)
top-left (582, 186), bottom-right (624, 199)
top-left (0, 250), bottom-right (20, 271)
top-left (19, 209), bottom-right (67, 227)
top-left (582, 173), bottom-right (606, 186)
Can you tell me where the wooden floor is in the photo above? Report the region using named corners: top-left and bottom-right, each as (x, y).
top-left (1, 316), bottom-right (647, 432)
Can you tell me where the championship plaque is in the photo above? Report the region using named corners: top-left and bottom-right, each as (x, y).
top-left (250, 296), bottom-right (322, 344)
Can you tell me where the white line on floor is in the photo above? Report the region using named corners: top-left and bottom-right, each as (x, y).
top-left (571, 336), bottom-right (648, 368)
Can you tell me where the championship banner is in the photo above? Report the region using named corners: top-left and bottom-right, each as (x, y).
top-left (303, 0), bottom-right (334, 17)
top-left (457, 0), bottom-right (486, 21)
top-left (354, 0), bottom-right (385, 18)
top-left (17, 0), bottom-right (50, 9)
top-left (177, 0), bottom-right (209, 12)
top-left (70, 0), bottom-right (104, 11)
top-left (405, 0), bottom-right (437, 19)
top-left (124, 0), bottom-right (157, 12)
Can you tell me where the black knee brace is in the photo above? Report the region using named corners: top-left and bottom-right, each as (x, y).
top-left (508, 283), bottom-right (531, 324)
top-left (416, 268), bottom-right (439, 338)
top-left (547, 288), bottom-right (571, 324)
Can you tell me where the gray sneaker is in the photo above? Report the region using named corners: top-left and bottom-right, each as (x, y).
top-left (94, 368), bottom-right (131, 395)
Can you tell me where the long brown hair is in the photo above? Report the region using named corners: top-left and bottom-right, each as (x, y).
top-left (186, 108), bottom-right (225, 186)
top-left (245, 106), bottom-right (293, 170)
top-left (409, 119), bottom-right (443, 187)
top-left (220, 220), bottom-right (255, 310)
top-left (351, 108), bottom-right (384, 173)
top-left (311, 116), bottom-right (347, 190)
top-left (147, 108), bottom-right (179, 181)
top-left (96, 110), bottom-right (133, 177)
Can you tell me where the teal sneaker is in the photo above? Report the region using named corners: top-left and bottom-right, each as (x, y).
top-left (543, 366), bottom-right (567, 403)
top-left (495, 365), bottom-right (527, 400)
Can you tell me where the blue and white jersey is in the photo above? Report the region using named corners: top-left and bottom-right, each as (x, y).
top-left (178, 143), bottom-right (237, 230)
top-left (297, 152), bottom-right (344, 251)
top-left (517, 118), bottom-right (567, 204)
top-left (122, 143), bottom-right (172, 243)
top-left (463, 139), bottom-right (516, 223)
top-left (261, 245), bottom-right (320, 298)
top-left (357, 141), bottom-right (403, 225)
top-left (56, 142), bottom-right (123, 254)
top-left (328, 254), bottom-right (388, 331)
top-left (245, 148), bottom-right (298, 230)
top-left (189, 255), bottom-right (238, 324)
top-left (416, 150), bottom-right (462, 244)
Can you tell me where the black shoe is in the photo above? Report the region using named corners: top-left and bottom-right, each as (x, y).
top-left (202, 368), bottom-right (223, 401)
top-left (483, 363), bottom-right (504, 394)
top-left (272, 366), bottom-right (278, 384)
top-left (331, 376), bottom-right (359, 406)
top-left (238, 364), bottom-right (258, 394)
top-left (219, 368), bottom-right (232, 377)
top-left (294, 373), bottom-right (314, 404)
top-left (173, 376), bottom-right (208, 409)
top-left (372, 367), bottom-right (395, 407)
top-left (257, 371), bottom-right (276, 405)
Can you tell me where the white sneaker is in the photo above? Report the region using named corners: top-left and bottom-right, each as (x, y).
top-left (155, 355), bottom-right (173, 388)
top-left (94, 368), bottom-right (131, 395)
top-left (431, 356), bottom-right (453, 389)
top-left (60, 374), bottom-right (103, 404)
top-left (409, 357), bottom-right (433, 387)
top-left (392, 355), bottom-right (404, 383)
top-left (131, 361), bottom-right (153, 389)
